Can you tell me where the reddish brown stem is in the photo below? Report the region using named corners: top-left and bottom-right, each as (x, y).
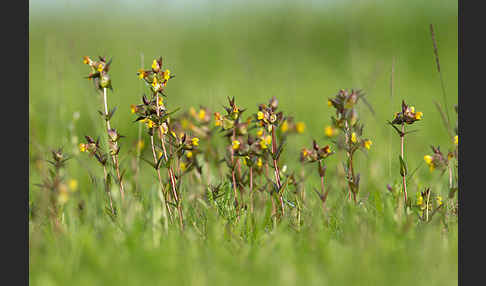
top-left (401, 124), bottom-right (408, 205)
top-left (271, 126), bottom-right (284, 216)
top-left (230, 128), bottom-right (240, 214)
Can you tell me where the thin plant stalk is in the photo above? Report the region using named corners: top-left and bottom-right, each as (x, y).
top-left (102, 87), bottom-right (125, 200)
top-left (271, 126), bottom-right (284, 216)
top-left (103, 165), bottom-right (115, 215)
top-left (230, 128), bottom-right (240, 215)
top-left (400, 124), bottom-right (408, 204)
top-left (155, 94), bottom-right (184, 230)
top-left (249, 166), bottom-right (254, 214)
top-left (150, 134), bottom-right (172, 228)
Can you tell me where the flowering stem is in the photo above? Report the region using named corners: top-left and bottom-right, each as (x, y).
top-left (102, 88), bottom-right (125, 200)
top-left (156, 94), bottom-right (184, 230)
top-left (150, 134), bottom-right (172, 227)
top-left (271, 126), bottom-right (284, 216)
top-left (231, 128), bottom-right (240, 215)
top-left (400, 124), bottom-right (408, 205)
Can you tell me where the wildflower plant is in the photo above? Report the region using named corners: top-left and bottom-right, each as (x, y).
top-left (300, 140), bottom-right (334, 210)
top-left (388, 100), bottom-right (423, 205)
top-left (255, 97), bottom-right (287, 216)
top-left (133, 57), bottom-right (184, 229)
top-left (327, 89), bottom-right (372, 203)
top-left (83, 56), bottom-right (126, 201)
top-left (215, 97), bottom-right (247, 214)
top-left (35, 148), bottom-right (72, 224)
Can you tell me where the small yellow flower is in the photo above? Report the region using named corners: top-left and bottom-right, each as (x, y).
top-left (364, 139), bottom-right (372, 150)
top-left (58, 185), bottom-right (69, 205)
top-left (259, 140), bottom-right (268, 150)
top-left (264, 135), bottom-right (272, 146)
top-left (189, 107), bottom-right (197, 118)
top-left (79, 143), bottom-right (87, 153)
top-left (130, 104), bottom-right (137, 114)
top-left (68, 179), bottom-right (78, 191)
top-left (198, 109), bottom-right (206, 121)
top-left (410, 106), bottom-right (415, 113)
top-left (152, 76), bottom-right (159, 88)
top-left (257, 128), bottom-right (264, 137)
top-left (158, 151), bottom-right (163, 159)
top-left (296, 122), bottom-right (305, 134)
top-left (415, 111), bottom-right (423, 120)
top-left (417, 194), bottom-right (424, 206)
top-left (138, 69), bottom-right (146, 79)
top-left (257, 157), bottom-right (263, 168)
top-left (152, 59), bottom-right (159, 71)
top-left (232, 140), bottom-right (240, 150)
top-left (301, 149), bottom-right (308, 158)
top-left (186, 151), bottom-right (193, 158)
top-left (448, 152), bottom-right (454, 160)
top-left (171, 131), bottom-right (177, 138)
top-left (97, 63), bottom-right (104, 72)
top-left (424, 155), bottom-right (433, 165)
top-left (324, 145), bottom-right (332, 154)
top-left (324, 126), bottom-right (335, 137)
top-left (454, 135), bottom-right (458, 146)
top-left (257, 111), bottom-right (264, 120)
top-left (146, 119), bottom-right (155, 128)
top-left (180, 162), bottom-right (187, 172)
top-left (158, 97), bottom-right (164, 106)
top-left (214, 112), bottom-right (222, 126)
top-left (163, 69), bottom-right (170, 81)
top-left (351, 132), bottom-right (357, 143)
top-left (269, 114), bottom-right (277, 123)
top-left (83, 56), bottom-right (91, 65)
top-left (137, 140), bottom-right (145, 151)
top-left (192, 137), bottom-right (200, 147)
top-left (327, 99), bottom-right (333, 107)
top-left (281, 120), bottom-right (289, 133)
top-left (436, 196), bottom-right (443, 206)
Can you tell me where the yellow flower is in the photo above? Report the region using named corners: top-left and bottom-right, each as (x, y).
top-left (83, 56), bottom-right (91, 65)
top-left (146, 119), bottom-right (155, 128)
top-left (454, 135), bottom-right (458, 146)
top-left (257, 111), bottom-right (264, 120)
top-left (364, 139), bottom-right (372, 150)
top-left (259, 140), bottom-right (268, 150)
top-left (186, 151), bottom-right (193, 158)
top-left (192, 137), bottom-right (200, 147)
top-left (351, 132), bottom-right (357, 143)
top-left (296, 122), bottom-right (305, 134)
top-left (301, 149), bottom-right (308, 158)
top-left (180, 162), bottom-right (187, 172)
top-left (257, 157), bottom-right (263, 168)
top-left (269, 114), bottom-right (277, 123)
top-left (130, 104), bottom-right (137, 114)
top-left (79, 143), bottom-right (87, 153)
top-left (158, 97), bottom-right (164, 106)
top-left (281, 120), bottom-right (289, 133)
top-left (257, 128), bottom-right (264, 137)
top-left (68, 179), bottom-right (78, 191)
top-left (214, 112), bottom-right (222, 126)
top-left (58, 185), bottom-right (69, 205)
top-left (189, 107), bottom-right (197, 118)
top-left (410, 106), bottom-right (415, 113)
top-left (324, 126), bottom-right (335, 137)
top-left (137, 140), bottom-right (145, 151)
top-left (417, 194), bottom-right (424, 206)
top-left (436, 196), bottom-right (443, 206)
top-left (158, 151), bottom-right (163, 159)
top-left (97, 63), bottom-right (104, 72)
top-left (264, 135), bottom-right (272, 146)
top-left (152, 76), bottom-right (159, 88)
top-left (171, 131), bottom-right (177, 139)
top-left (232, 140), bottom-right (240, 150)
top-left (327, 99), bottom-right (333, 107)
top-left (424, 155), bottom-right (433, 165)
top-left (448, 152), bottom-right (454, 161)
top-left (198, 109), bottom-right (206, 121)
top-left (163, 69), bottom-right (171, 81)
top-left (415, 111), bottom-right (423, 120)
top-left (138, 69), bottom-right (146, 79)
top-left (152, 59), bottom-right (159, 71)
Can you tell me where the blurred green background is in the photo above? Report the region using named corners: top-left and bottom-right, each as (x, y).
top-left (29, 1), bottom-right (458, 285)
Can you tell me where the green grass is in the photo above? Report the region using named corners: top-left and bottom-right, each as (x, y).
top-left (29, 1), bottom-right (458, 285)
